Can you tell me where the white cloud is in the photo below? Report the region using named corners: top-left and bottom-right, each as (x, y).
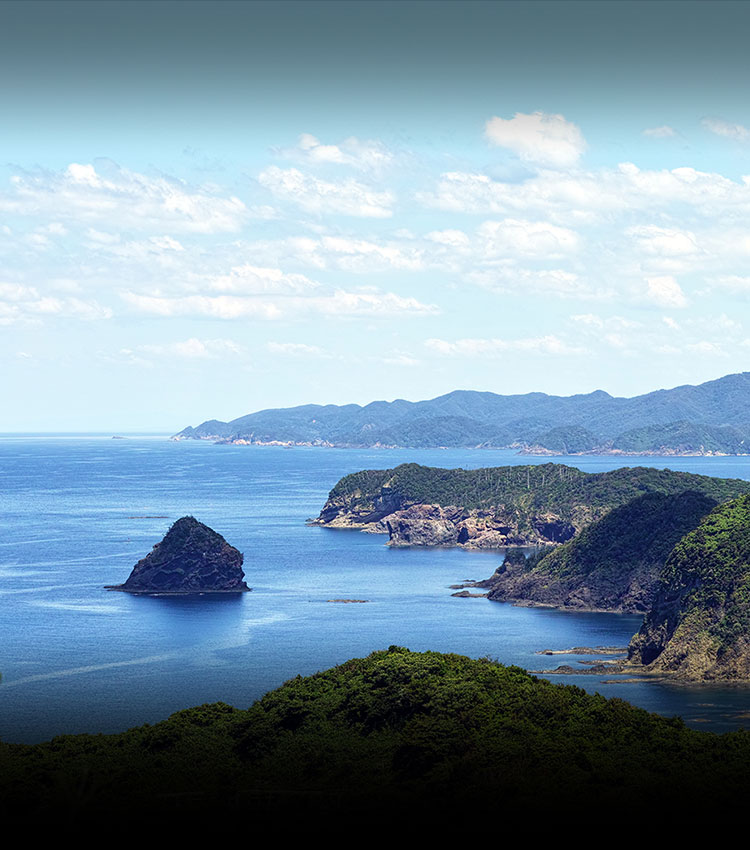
top-left (138, 338), bottom-right (245, 359)
top-left (0, 284), bottom-right (112, 324)
top-left (1, 163), bottom-right (249, 233)
top-left (571, 313), bottom-right (641, 330)
top-left (38, 222), bottom-right (68, 236)
top-left (570, 312), bottom-right (747, 360)
top-left (425, 334), bottom-right (584, 356)
top-left (425, 229), bottom-right (470, 248)
top-left (702, 118), bottom-right (750, 142)
top-left (485, 111), bottom-right (587, 168)
top-left (267, 342), bottom-right (329, 357)
top-left (644, 275), bottom-right (688, 308)
top-left (627, 225), bottom-right (699, 256)
top-left (258, 166), bottom-right (394, 217)
top-left (121, 288), bottom-right (437, 320)
top-left (418, 163), bottom-right (750, 220)
top-left (380, 352), bottom-right (420, 367)
top-left (686, 340), bottom-right (727, 356)
top-left (207, 264), bottom-right (320, 295)
top-left (643, 125), bottom-right (676, 138)
top-left (317, 236), bottom-right (424, 271)
top-left (231, 235), bottom-right (426, 274)
top-left (313, 290), bottom-right (437, 317)
top-left (120, 292), bottom-right (284, 320)
top-left (91, 234), bottom-right (187, 266)
top-left (468, 267), bottom-right (605, 299)
top-left (570, 313), bottom-right (644, 351)
top-left (478, 218), bottom-right (580, 257)
top-left (285, 134), bottom-right (394, 170)
top-left (0, 283), bottom-right (38, 301)
top-left (86, 229), bottom-right (121, 244)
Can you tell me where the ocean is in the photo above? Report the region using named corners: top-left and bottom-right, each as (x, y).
top-left (2, 436), bottom-right (750, 743)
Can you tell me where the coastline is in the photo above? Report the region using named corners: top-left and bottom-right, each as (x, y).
top-left (171, 435), bottom-right (750, 457)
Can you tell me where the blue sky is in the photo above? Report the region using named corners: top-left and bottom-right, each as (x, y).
top-left (2, 0), bottom-right (750, 431)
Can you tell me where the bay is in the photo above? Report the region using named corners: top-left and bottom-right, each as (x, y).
top-left (2, 436), bottom-right (750, 743)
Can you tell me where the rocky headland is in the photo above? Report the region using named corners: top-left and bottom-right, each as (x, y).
top-left (108, 516), bottom-right (249, 594)
top-left (313, 462), bottom-right (750, 551)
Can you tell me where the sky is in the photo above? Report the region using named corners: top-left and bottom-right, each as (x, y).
top-left (2, 0), bottom-right (750, 431)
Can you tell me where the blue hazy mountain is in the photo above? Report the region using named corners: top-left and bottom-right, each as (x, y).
top-left (174, 372), bottom-right (750, 454)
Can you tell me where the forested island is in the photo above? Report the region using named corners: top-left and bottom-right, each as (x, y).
top-left (174, 371), bottom-right (750, 455)
top-left (5, 647), bottom-right (750, 825)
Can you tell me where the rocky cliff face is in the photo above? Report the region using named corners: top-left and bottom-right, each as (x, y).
top-left (480, 492), bottom-right (718, 612)
top-left (313, 462), bottom-right (750, 552)
top-left (111, 516), bottom-right (249, 594)
top-left (628, 495), bottom-right (750, 679)
top-left (383, 504), bottom-right (575, 548)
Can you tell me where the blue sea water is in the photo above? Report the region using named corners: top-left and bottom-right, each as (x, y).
top-left (2, 436), bottom-right (750, 743)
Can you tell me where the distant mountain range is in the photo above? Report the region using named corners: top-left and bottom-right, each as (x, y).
top-left (173, 371), bottom-right (750, 455)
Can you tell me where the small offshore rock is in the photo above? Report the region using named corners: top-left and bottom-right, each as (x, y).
top-left (107, 516), bottom-right (249, 594)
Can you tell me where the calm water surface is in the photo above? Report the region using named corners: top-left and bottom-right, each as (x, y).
top-left (2, 437), bottom-right (750, 743)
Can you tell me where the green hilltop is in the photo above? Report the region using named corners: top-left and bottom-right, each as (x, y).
top-left (4, 648), bottom-right (750, 823)
top-left (325, 462), bottom-right (750, 514)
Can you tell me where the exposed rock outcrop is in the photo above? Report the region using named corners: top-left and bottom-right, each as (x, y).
top-left (108, 516), bottom-right (249, 594)
top-left (384, 504), bottom-right (558, 548)
top-left (313, 462), bottom-right (750, 551)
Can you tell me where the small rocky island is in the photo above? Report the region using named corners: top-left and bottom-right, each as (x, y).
top-left (108, 516), bottom-right (249, 594)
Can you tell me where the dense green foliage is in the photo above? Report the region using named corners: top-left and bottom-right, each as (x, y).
top-left (631, 494), bottom-right (750, 674)
top-left (613, 420), bottom-right (750, 454)
top-left (483, 491), bottom-right (719, 611)
top-left (538, 491), bottom-right (717, 580)
top-left (528, 425), bottom-right (601, 453)
top-left (661, 495), bottom-right (750, 601)
top-left (326, 461), bottom-right (750, 516)
top-left (6, 647), bottom-right (750, 824)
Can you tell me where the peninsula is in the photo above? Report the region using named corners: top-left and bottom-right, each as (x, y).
top-left (107, 516), bottom-right (249, 594)
top-left (313, 462), bottom-right (750, 549)
top-left (173, 371), bottom-right (750, 455)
